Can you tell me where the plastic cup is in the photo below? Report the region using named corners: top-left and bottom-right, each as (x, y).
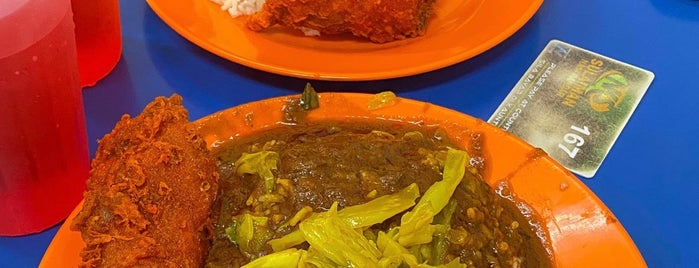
top-left (71, 0), bottom-right (123, 87)
top-left (0, 0), bottom-right (90, 236)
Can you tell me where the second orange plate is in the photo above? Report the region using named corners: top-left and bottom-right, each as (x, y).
top-left (146, 0), bottom-right (544, 80)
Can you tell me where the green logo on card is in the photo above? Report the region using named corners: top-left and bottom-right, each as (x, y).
top-left (585, 70), bottom-right (629, 112)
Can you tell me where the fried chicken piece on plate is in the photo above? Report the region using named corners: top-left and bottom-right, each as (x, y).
top-left (70, 95), bottom-right (219, 267)
top-left (247, 0), bottom-right (436, 43)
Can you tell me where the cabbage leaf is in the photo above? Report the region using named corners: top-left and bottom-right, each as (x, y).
top-left (235, 151), bottom-right (279, 193)
top-left (267, 228), bottom-right (305, 252)
top-left (338, 183), bottom-right (420, 227)
top-left (253, 148), bottom-right (471, 268)
top-left (226, 213), bottom-right (273, 260)
top-left (241, 248), bottom-right (303, 268)
top-left (299, 202), bottom-right (381, 268)
top-left (398, 149), bottom-right (468, 247)
top-left (268, 183), bottom-right (420, 252)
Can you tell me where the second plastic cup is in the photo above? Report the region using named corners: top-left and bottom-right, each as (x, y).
top-left (71, 0), bottom-right (123, 87)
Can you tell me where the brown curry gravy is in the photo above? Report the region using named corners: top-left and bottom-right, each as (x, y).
top-left (205, 121), bottom-right (554, 267)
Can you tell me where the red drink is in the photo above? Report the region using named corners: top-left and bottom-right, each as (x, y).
top-left (71, 0), bottom-right (123, 87)
top-left (0, 0), bottom-right (89, 235)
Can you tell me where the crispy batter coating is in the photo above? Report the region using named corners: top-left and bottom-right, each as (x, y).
top-left (247, 0), bottom-right (436, 43)
top-left (70, 95), bottom-right (219, 267)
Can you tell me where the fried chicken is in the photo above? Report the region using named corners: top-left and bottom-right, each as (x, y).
top-left (70, 95), bottom-right (219, 267)
top-left (247, 0), bottom-right (436, 43)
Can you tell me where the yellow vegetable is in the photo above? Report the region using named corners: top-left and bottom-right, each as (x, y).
top-left (299, 202), bottom-right (381, 267)
top-left (338, 183), bottom-right (420, 227)
top-left (268, 183), bottom-right (420, 252)
top-left (398, 149), bottom-right (469, 247)
top-left (367, 91), bottom-right (398, 110)
top-left (249, 148), bottom-right (471, 268)
top-left (226, 214), bottom-right (273, 259)
top-left (241, 248), bottom-right (304, 268)
top-left (235, 151), bottom-right (280, 193)
top-left (268, 229), bottom-right (305, 252)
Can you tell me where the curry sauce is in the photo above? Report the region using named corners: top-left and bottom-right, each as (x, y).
top-left (205, 121), bottom-right (553, 268)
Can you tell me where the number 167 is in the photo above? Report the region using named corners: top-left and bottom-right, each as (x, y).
top-left (558, 125), bottom-right (590, 158)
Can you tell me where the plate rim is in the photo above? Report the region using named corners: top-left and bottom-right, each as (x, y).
top-left (145, 0), bottom-right (545, 81)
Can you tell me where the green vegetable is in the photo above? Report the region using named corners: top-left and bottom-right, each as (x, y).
top-left (300, 83), bottom-right (320, 111)
top-left (430, 199), bottom-right (458, 265)
top-left (432, 198), bottom-right (457, 226)
top-left (235, 151), bottom-right (280, 193)
top-left (299, 202), bottom-right (381, 268)
top-left (241, 248), bottom-right (303, 268)
top-left (225, 222), bottom-right (240, 244)
top-left (226, 214), bottom-right (273, 259)
top-left (268, 183), bottom-right (420, 252)
top-left (398, 149), bottom-right (469, 247)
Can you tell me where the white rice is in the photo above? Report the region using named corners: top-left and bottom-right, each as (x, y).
top-left (212, 0), bottom-right (321, 36)
top-left (212, 0), bottom-right (266, 17)
top-left (299, 27), bottom-right (320, 37)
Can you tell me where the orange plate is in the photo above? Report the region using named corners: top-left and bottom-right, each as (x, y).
top-left (40, 93), bottom-right (646, 267)
top-left (145, 0), bottom-right (543, 81)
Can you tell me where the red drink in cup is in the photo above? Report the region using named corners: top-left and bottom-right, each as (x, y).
top-left (0, 0), bottom-right (89, 235)
top-left (71, 0), bottom-right (123, 87)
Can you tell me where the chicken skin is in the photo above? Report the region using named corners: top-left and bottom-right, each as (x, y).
top-left (71, 95), bottom-right (219, 267)
top-left (247, 0), bottom-right (436, 43)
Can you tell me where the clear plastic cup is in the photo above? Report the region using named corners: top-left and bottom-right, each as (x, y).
top-left (0, 0), bottom-right (90, 236)
top-left (71, 0), bottom-right (123, 87)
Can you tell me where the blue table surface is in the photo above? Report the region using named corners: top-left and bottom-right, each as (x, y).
top-left (2, 0), bottom-right (698, 267)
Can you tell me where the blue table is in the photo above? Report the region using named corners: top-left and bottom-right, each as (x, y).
top-left (2, 0), bottom-right (698, 267)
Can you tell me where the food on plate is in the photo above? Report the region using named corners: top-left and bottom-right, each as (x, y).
top-left (213, 0), bottom-right (437, 43)
top-left (70, 95), bottom-right (220, 267)
top-left (68, 91), bottom-right (554, 268)
top-left (205, 117), bottom-right (554, 266)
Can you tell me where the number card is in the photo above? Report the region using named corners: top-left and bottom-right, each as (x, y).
top-left (488, 40), bottom-right (654, 178)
